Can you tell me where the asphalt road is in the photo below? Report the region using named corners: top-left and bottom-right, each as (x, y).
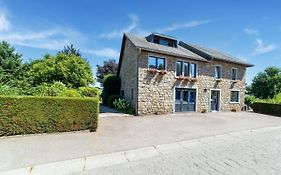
top-left (75, 126), bottom-right (281, 175)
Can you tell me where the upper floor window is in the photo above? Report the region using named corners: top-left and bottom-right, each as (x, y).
top-left (215, 65), bottom-right (222, 79)
top-left (175, 60), bottom-right (196, 78)
top-left (176, 61), bottom-right (190, 77)
top-left (231, 68), bottom-right (237, 80)
top-left (190, 63), bottom-right (197, 78)
top-left (230, 90), bottom-right (240, 103)
top-left (153, 37), bottom-right (176, 47)
top-left (148, 56), bottom-right (165, 70)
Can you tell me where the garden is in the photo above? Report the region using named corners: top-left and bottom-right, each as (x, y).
top-left (0, 42), bottom-right (99, 136)
top-left (245, 67), bottom-right (281, 117)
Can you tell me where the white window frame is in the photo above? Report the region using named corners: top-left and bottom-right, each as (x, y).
top-left (189, 62), bottom-right (198, 78)
top-left (230, 90), bottom-right (240, 103)
top-left (215, 65), bottom-right (222, 79)
top-left (147, 54), bottom-right (167, 70)
top-left (231, 67), bottom-right (238, 81)
top-left (174, 59), bottom-right (197, 78)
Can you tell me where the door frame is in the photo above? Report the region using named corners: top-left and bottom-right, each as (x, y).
top-left (209, 89), bottom-right (221, 112)
top-left (173, 86), bottom-right (198, 112)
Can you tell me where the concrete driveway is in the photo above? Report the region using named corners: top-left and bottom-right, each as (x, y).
top-left (1, 112), bottom-right (281, 172)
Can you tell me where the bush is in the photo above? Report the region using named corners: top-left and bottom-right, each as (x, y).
top-left (252, 102), bottom-right (281, 117)
top-left (0, 96), bottom-right (99, 136)
top-left (27, 82), bottom-right (67, 96)
top-left (245, 95), bottom-right (256, 108)
top-left (0, 85), bottom-right (20, 96)
top-left (113, 98), bottom-right (130, 112)
top-left (107, 95), bottom-right (121, 108)
top-left (78, 87), bottom-right (99, 97)
top-left (59, 89), bottom-right (81, 97)
top-left (102, 74), bottom-right (120, 105)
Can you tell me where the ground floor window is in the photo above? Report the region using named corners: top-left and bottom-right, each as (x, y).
top-left (230, 90), bottom-right (240, 103)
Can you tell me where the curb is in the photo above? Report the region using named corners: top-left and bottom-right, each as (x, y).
top-left (1, 125), bottom-right (281, 175)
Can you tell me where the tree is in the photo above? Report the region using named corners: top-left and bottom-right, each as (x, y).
top-left (96, 59), bottom-right (118, 83)
top-left (28, 53), bottom-right (94, 88)
top-left (101, 74), bottom-right (120, 105)
top-left (58, 44), bottom-right (81, 56)
top-left (250, 67), bottom-right (281, 99)
top-left (0, 41), bottom-right (23, 85)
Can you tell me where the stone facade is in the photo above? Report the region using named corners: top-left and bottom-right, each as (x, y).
top-left (119, 38), bottom-right (247, 115)
top-left (119, 38), bottom-right (139, 110)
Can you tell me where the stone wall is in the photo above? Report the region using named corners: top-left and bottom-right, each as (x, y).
top-left (119, 38), bottom-right (139, 110)
top-left (137, 51), bottom-right (246, 115)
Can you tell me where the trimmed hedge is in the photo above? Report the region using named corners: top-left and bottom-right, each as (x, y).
top-left (0, 96), bottom-right (99, 136)
top-left (252, 102), bottom-right (281, 117)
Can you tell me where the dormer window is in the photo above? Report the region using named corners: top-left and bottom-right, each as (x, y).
top-left (146, 33), bottom-right (177, 48)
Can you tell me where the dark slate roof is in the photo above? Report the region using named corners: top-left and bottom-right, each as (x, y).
top-left (179, 41), bottom-right (254, 67)
top-left (125, 33), bottom-right (207, 62)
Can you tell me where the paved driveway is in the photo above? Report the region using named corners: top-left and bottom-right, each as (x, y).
top-left (77, 125), bottom-right (281, 175)
top-left (1, 112), bottom-right (281, 171)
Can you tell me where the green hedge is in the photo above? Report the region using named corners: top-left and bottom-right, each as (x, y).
top-left (252, 102), bottom-right (281, 117)
top-left (0, 96), bottom-right (99, 136)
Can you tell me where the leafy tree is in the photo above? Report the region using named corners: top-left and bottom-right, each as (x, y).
top-left (250, 67), bottom-right (281, 99)
top-left (96, 59), bottom-right (118, 83)
top-left (28, 53), bottom-right (94, 88)
top-left (58, 44), bottom-right (81, 56)
top-left (0, 41), bottom-right (24, 85)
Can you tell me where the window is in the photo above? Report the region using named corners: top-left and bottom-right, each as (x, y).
top-left (190, 63), bottom-right (197, 78)
top-left (175, 60), bottom-right (196, 78)
top-left (230, 90), bottom-right (239, 103)
top-left (175, 61), bottom-right (182, 76)
top-left (148, 56), bottom-right (165, 70)
top-left (215, 65), bottom-right (222, 79)
top-left (231, 68), bottom-right (237, 80)
top-left (159, 39), bottom-right (169, 46)
top-left (183, 62), bottom-right (189, 77)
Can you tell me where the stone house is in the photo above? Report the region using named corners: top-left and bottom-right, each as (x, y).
top-left (117, 33), bottom-right (253, 115)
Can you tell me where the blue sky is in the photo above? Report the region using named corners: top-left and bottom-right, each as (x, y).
top-left (0, 0), bottom-right (281, 84)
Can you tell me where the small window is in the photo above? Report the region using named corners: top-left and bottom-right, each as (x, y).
top-left (231, 68), bottom-right (237, 80)
top-left (159, 39), bottom-right (169, 46)
top-left (121, 90), bottom-right (124, 97)
top-left (148, 56), bottom-right (165, 70)
top-left (230, 91), bottom-right (239, 103)
top-left (183, 62), bottom-right (190, 77)
top-left (215, 66), bottom-right (222, 79)
top-left (131, 88), bottom-right (133, 100)
top-left (175, 61), bottom-right (182, 76)
top-left (190, 63), bottom-right (197, 78)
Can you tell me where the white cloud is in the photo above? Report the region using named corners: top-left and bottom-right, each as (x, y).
top-left (0, 11), bottom-right (10, 31)
top-left (244, 28), bottom-right (259, 35)
top-left (0, 27), bottom-right (84, 50)
top-left (253, 39), bottom-right (277, 55)
top-left (157, 20), bottom-right (210, 33)
top-left (99, 14), bottom-right (139, 39)
top-left (85, 48), bottom-right (119, 58)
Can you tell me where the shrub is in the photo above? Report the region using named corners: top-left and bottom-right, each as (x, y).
top-left (107, 95), bottom-right (121, 108)
top-left (0, 96), bottom-right (99, 136)
top-left (59, 89), bottom-right (81, 97)
top-left (102, 74), bottom-right (120, 105)
top-left (27, 82), bottom-right (67, 96)
top-left (245, 95), bottom-right (256, 108)
top-left (113, 98), bottom-right (130, 112)
top-left (78, 87), bottom-right (99, 97)
top-left (252, 102), bottom-right (281, 117)
top-left (0, 85), bottom-right (20, 96)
